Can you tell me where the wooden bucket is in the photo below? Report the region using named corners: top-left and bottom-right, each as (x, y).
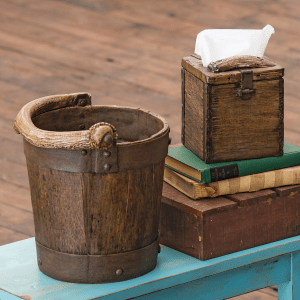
top-left (13, 92), bottom-right (169, 283)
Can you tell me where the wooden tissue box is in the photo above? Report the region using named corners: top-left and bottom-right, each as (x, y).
top-left (181, 54), bottom-right (284, 163)
top-left (159, 182), bottom-right (300, 260)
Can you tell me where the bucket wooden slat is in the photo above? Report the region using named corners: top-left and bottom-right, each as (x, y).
top-left (16, 93), bottom-right (169, 283)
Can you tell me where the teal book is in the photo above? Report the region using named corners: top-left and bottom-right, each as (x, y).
top-left (165, 142), bottom-right (300, 184)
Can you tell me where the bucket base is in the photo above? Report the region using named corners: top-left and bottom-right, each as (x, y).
top-left (36, 239), bottom-right (159, 283)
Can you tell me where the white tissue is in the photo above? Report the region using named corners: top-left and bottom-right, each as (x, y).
top-left (195, 25), bottom-right (275, 67)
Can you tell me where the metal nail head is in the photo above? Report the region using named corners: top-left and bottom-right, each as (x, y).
top-left (103, 164), bottom-right (111, 171)
top-left (78, 99), bottom-right (87, 107)
top-left (116, 269), bottom-right (123, 276)
top-left (103, 134), bottom-right (113, 146)
top-left (103, 151), bottom-right (111, 158)
top-left (79, 124), bottom-right (85, 130)
top-left (81, 150), bottom-right (87, 156)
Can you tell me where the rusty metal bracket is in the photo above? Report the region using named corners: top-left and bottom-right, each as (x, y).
top-left (92, 145), bottom-right (118, 174)
top-left (237, 69), bottom-right (256, 100)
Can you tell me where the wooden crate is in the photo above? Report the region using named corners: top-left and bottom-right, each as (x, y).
top-left (181, 55), bottom-right (284, 163)
top-left (159, 182), bottom-right (300, 260)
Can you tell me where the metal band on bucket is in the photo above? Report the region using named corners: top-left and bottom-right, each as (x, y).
top-left (36, 238), bottom-right (159, 283)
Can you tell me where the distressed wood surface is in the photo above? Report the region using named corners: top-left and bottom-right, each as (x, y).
top-left (2, 0), bottom-right (300, 298)
top-left (28, 160), bottom-right (164, 256)
top-left (210, 78), bottom-right (282, 162)
top-left (1, 236), bottom-right (300, 299)
top-left (14, 92), bottom-right (117, 150)
top-left (182, 55), bottom-right (284, 163)
top-left (160, 183), bottom-right (300, 261)
top-left (207, 55), bottom-right (276, 73)
top-left (183, 70), bottom-right (205, 159)
top-left (14, 92), bottom-right (168, 150)
top-left (23, 99), bottom-right (167, 282)
top-left (182, 56), bottom-right (284, 85)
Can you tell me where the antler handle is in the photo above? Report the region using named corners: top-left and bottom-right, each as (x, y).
top-left (207, 55), bottom-right (276, 73)
top-left (13, 93), bottom-right (117, 150)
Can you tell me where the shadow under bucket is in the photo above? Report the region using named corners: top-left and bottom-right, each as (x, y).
top-left (13, 92), bottom-right (170, 283)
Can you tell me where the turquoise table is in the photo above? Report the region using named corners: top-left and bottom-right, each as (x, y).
top-left (0, 237), bottom-right (300, 300)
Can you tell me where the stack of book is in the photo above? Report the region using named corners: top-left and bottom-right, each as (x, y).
top-left (164, 141), bottom-right (300, 199)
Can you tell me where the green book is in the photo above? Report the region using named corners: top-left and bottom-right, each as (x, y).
top-left (165, 142), bottom-right (300, 184)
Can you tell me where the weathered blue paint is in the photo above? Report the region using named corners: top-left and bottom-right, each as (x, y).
top-left (134, 255), bottom-right (291, 300)
top-left (0, 289), bottom-right (24, 300)
top-left (278, 251), bottom-right (300, 300)
top-left (0, 237), bottom-right (300, 299)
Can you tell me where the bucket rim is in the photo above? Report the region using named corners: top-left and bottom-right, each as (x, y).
top-left (13, 92), bottom-right (170, 150)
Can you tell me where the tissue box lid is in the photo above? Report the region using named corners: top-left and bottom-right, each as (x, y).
top-left (182, 54), bottom-right (284, 85)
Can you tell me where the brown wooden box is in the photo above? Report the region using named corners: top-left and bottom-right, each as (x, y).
top-left (181, 55), bottom-right (284, 163)
top-left (159, 182), bottom-right (300, 260)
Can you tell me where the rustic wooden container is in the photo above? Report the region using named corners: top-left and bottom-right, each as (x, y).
top-left (13, 92), bottom-right (169, 283)
top-left (181, 55), bottom-right (284, 163)
top-left (160, 182), bottom-right (300, 260)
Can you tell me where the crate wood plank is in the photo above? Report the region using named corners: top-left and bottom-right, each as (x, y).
top-left (160, 183), bottom-right (300, 260)
top-left (183, 70), bottom-right (205, 159)
top-left (274, 184), bottom-right (300, 198)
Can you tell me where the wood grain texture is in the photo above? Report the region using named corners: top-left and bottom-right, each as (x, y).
top-left (208, 55), bottom-right (276, 73)
top-left (32, 105), bottom-right (166, 146)
top-left (181, 68), bottom-right (185, 144)
top-left (182, 54), bottom-right (284, 163)
top-left (182, 55), bottom-right (283, 163)
top-left (183, 57), bottom-right (284, 163)
top-left (160, 182), bottom-right (300, 260)
top-left (2, 236), bottom-right (294, 300)
top-left (183, 70), bottom-right (205, 160)
top-left (3, 0), bottom-right (300, 296)
top-left (230, 288), bottom-right (277, 300)
top-left (27, 159), bottom-right (165, 256)
top-left (13, 93), bottom-right (119, 150)
top-left (0, 226), bottom-right (31, 246)
top-left (17, 90), bottom-right (169, 280)
top-left (279, 77), bottom-right (284, 155)
top-left (0, 202), bottom-right (34, 237)
top-left (182, 56), bottom-right (284, 85)
top-left (27, 161), bottom-right (87, 254)
top-left (210, 79), bottom-right (282, 162)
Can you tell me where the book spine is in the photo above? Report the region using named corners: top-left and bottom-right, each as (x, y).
top-left (165, 166), bottom-right (300, 199)
top-left (209, 164), bottom-right (239, 182)
top-left (202, 167), bottom-right (300, 198)
top-left (238, 152), bottom-right (300, 177)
